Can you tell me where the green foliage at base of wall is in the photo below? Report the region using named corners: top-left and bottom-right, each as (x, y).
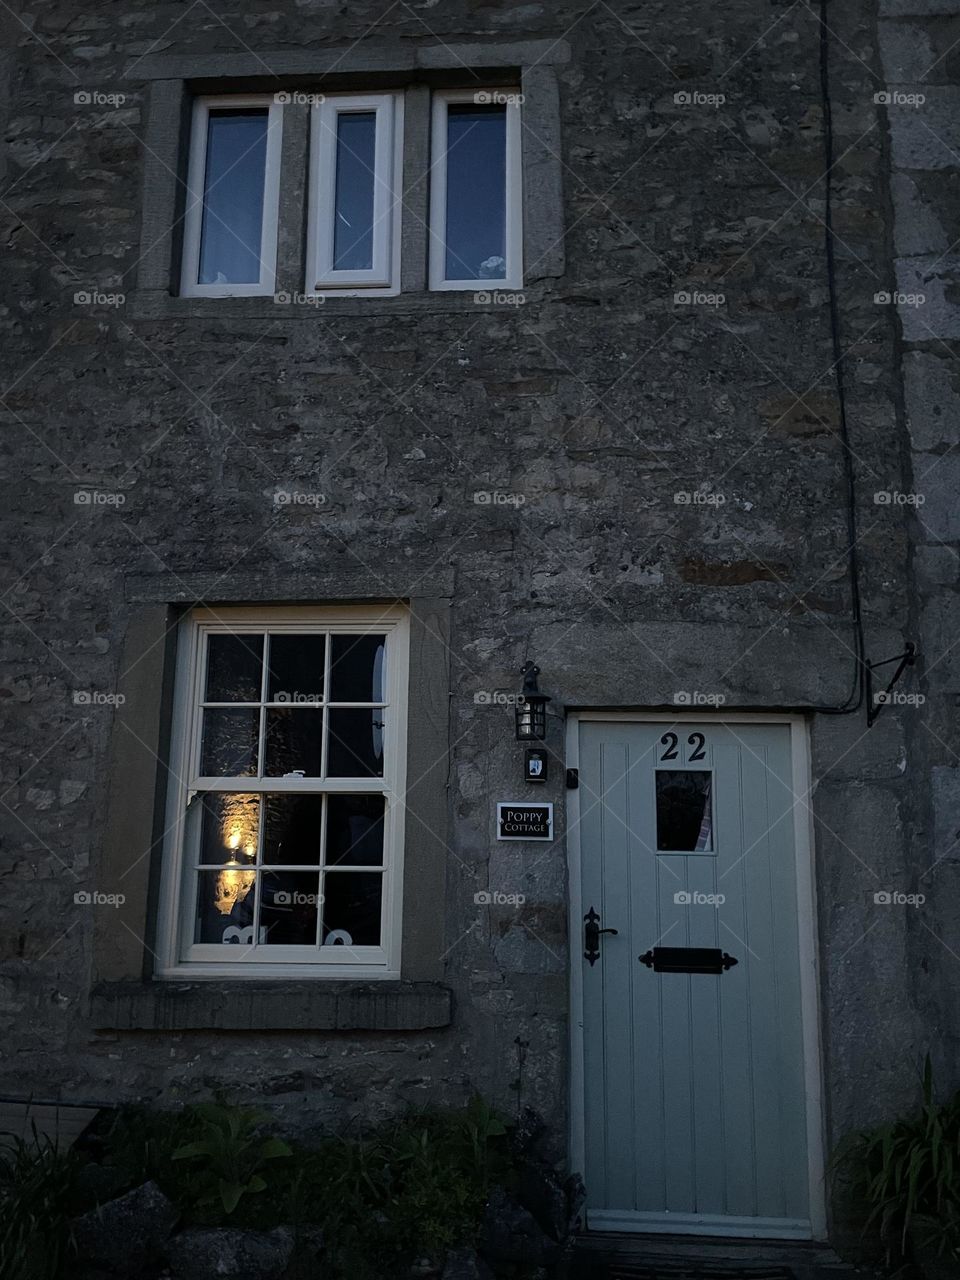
top-left (2, 1096), bottom-right (516, 1280)
top-left (831, 1056), bottom-right (960, 1270)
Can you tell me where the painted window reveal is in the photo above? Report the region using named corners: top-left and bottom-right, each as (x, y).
top-left (181, 97), bottom-right (283, 297)
top-left (655, 771), bottom-right (714, 852)
top-left (429, 90), bottom-right (523, 291)
top-left (158, 610), bottom-right (408, 976)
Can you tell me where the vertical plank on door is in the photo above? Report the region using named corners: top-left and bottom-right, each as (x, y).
top-left (653, 729), bottom-right (696, 1212)
top-left (765, 733), bottom-right (810, 1220)
top-left (630, 731), bottom-right (667, 1214)
top-left (685, 730), bottom-right (725, 1216)
top-left (598, 737), bottom-right (637, 1210)
top-left (580, 723), bottom-right (608, 1207)
top-left (715, 741), bottom-right (758, 1218)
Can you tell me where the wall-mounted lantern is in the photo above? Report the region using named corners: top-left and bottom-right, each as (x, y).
top-left (515, 661), bottom-right (551, 741)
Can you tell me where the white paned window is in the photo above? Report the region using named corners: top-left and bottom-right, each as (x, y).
top-left (180, 96), bottom-right (283, 298)
top-left (157, 607), bottom-right (409, 978)
top-left (428, 89), bottom-right (523, 292)
top-left (306, 93), bottom-right (403, 294)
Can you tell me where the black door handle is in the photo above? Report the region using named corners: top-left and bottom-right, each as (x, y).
top-left (584, 906), bottom-right (618, 966)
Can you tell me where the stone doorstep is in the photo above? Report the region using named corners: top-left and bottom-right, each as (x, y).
top-left (564, 1235), bottom-right (876, 1280)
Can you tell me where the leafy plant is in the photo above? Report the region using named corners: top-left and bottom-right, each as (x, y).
top-left (0, 1098), bottom-right (515, 1280)
top-left (0, 1128), bottom-right (78, 1280)
top-left (1, 1097), bottom-right (515, 1278)
top-left (171, 1102), bottom-right (291, 1216)
top-left (831, 1055), bottom-right (960, 1265)
top-left (88, 1104), bottom-right (196, 1204)
top-left (265, 1096), bottom-right (514, 1276)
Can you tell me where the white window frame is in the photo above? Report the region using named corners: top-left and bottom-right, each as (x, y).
top-left (180, 95), bottom-right (283, 298)
top-left (306, 92), bottom-right (403, 296)
top-left (428, 88), bottom-right (523, 292)
top-left (155, 605), bottom-right (410, 980)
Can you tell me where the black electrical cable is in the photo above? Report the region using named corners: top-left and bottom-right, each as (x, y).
top-left (807, 0), bottom-right (866, 714)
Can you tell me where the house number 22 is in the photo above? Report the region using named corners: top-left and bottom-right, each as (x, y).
top-left (659, 732), bottom-right (707, 762)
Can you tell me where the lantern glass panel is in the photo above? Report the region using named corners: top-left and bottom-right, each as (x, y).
top-left (515, 696), bottom-right (547, 741)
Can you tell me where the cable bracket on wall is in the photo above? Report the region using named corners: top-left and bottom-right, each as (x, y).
top-left (865, 643), bottom-right (917, 726)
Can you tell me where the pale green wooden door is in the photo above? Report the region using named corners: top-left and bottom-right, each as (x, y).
top-left (579, 720), bottom-right (812, 1237)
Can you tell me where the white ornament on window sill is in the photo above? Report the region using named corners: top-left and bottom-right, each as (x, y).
top-left (222, 925), bottom-right (268, 945)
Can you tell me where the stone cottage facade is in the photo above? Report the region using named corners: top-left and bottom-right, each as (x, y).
top-left (2, 0), bottom-right (959, 1243)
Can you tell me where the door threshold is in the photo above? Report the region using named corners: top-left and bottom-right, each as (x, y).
top-left (587, 1212), bottom-right (812, 1240)
top-left (577, 1232), bottom-right (832, 1251)
top-left (566, 1233), bottom-right (865, 1280)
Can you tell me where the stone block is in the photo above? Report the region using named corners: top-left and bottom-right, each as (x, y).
top-left (913, 452), bottom-right (960, 541)
top-left (480, 1186), bottom-right (560, 1268)
top-left (895, 254), bottom-right (960, 339)
top-left (932, 766), bottom-right (960, 863)
top-left (890, 173), bottom-right (950, 256)
top-left (72, 1181), bottom-right (178, 1272)
top-left (888, 88), bottom-right (960, 169)
top-left (920, 594), bottom-right (960, 686)
top-left (441, 1247), bottom-right (495, 1280)
top-left (881, 0), bottom-right (960, 14)
top-left (165, 1227), bottom-right (295, 1280)
top-left (878, 20), bottom-right (937, 80)
top-left (904, 351), bottom-right (960, 449)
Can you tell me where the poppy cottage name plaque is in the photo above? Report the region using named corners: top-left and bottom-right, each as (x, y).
top-left (497, 802), bottom-right (554, 841)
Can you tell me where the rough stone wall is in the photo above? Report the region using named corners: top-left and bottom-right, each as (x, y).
top-left (0, 0), bottom-right (949, 1207)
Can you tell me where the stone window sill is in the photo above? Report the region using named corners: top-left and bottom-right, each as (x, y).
top-left (91, 980), bottom-right (452, 1032)
top-left (128, 286), bottom-right (545, 322)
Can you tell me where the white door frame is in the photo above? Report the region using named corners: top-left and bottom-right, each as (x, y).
top-left (566, 711), bottom-right (827, 1241)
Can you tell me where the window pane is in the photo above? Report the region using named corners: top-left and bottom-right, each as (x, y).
top-left (260, 871), bottom-right (321, 944)
top-left (656, 772), bottom-right (713, 852)
top-left (261, 794), bottom-right (324, 865)
top-left (267, 633), bottom-right (325, 704)
top-left (444, 104), bottom-right (506, 281)
top-left (327, 708), bottom-right (385, 777)
top-left (198, 109), bottom-right (269, 285)
top-left (205, 634), bottom-right (263, 702)
top-left (200, 708), bottom-right (259, 777)
top-left (332, 111), bottom-right (377, 271)
top-left (329, 634), bottom-right (385, 702)
top-left (326, 794), bottom-right (385, 866)
top-left (194, 792), bottom-right (260, 865)
top-left (195, 867), bottom-right (258, 944)
top-left (264, 708), bottom-right (324, 777)
top-left (322, 871), bottom-right (382, 945)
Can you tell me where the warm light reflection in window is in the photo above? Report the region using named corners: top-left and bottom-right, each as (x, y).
top-left (220, 793), bottom-right (259, 861)
top-left (214, 863), bottom-right (256, 916)
top-left (212, 793), bottom-right (259, 915)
